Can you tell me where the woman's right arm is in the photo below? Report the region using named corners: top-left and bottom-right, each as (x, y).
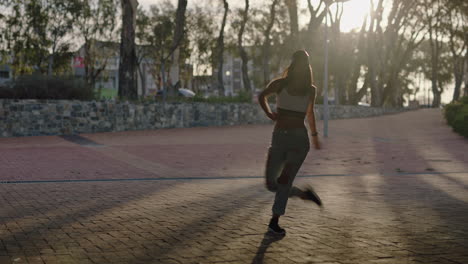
top-left (258, 79), bottom-right (281, 121)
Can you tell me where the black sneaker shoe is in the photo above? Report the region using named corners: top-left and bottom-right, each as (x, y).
top-left (303, 186), bottom-right (323, 207)
top-left (268, 218), bottom-right (286, 235)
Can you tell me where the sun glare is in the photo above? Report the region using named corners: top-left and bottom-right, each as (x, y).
top-left (332, 0), bottom-right (371, 32)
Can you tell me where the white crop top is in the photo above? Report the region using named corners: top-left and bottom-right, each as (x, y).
top-left (276, 86), bottom-right (311, 112)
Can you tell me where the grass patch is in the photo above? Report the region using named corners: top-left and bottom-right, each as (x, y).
top-left (98, 88), bottom-right (118, 99)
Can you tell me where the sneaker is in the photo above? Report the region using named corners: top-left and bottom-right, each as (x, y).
top-left (268, 218), bottom-right (286, 235)
top-left (303, 186), bottom-right (323, 207)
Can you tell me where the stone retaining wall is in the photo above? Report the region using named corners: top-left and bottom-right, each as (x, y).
top-left (0, 99), bottom-right (411, 137)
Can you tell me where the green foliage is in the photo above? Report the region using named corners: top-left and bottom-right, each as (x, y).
top-left (185, 4), bottom-right (218, 73)
top-left (444, 96), bottom-right (468, 138)
top-left (452, 105), bottom-right (468, 137)
top-left (444, 101), bottom-right (462, 125)
top-left (99, 88), bottom-right (118, 99)
top-left (0, 74), bottom-right (94, 100)
top-left (1, 0), bottom-right (84, 75)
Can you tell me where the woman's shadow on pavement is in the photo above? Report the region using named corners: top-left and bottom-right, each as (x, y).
top-left (251, 231), bottom-right (285, 264)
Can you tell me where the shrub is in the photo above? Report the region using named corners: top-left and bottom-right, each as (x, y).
top-left (0, 74), bottom-right (94, 100)
top-left (0, 87), bottom-right (15, 98)
top-left (444, 96), bottom-right (468, 138)
top-left (452, 105), bottom-right (468, 137)
top-left (444, 101), bottom-right (462, 126)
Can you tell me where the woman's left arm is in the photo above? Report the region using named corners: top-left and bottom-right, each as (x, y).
top-left (306, 86), bottom-right (320, 149)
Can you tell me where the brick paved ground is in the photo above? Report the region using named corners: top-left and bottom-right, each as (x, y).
top-left (0, 108), bottom-right (467, 264)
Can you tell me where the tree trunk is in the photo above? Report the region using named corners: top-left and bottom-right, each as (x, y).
top-left (48, 54), bottom-right (54, 76)
top-left (138, 63), bottom-right (146, 97)
top-left (452, 58), bottom-right (464, 101)
top-left (285, 0), bottom-right (300, 50)
top-left (464, 53), bottom-right (468, 97)
top-left (329, 3), bottom-right (344, 105)
top-left (429, 49), bottom-right (441, 107)
top-left (84, 40), bottom-right (92, 87)
top-left (367, 0), bottom-right (384, 107)
top-left (161, 62), bottom-right (167, 100)
top-left (168, 0), bottom-right (188, 97)
top-left (432, 89), bottom-right (441, 107)
top-left (238, 0), bottom-right (251, 94)
top-left (84, 40), bottom-right (100, 91)
top-left (448, 28), bottom-right (467, 101)
top-left (263, 0), bottom-right (279, 85)
top-left (356, 75), bottom-right (370, 103)
top-left (425, 0), bottom-right (444, 107)
top-left (368, 21), bottom-right (379, 105)
top-left (118, 0), bottom-right (139, 100)
top-left (168, 48), bottom-right (180, 97)
top-left (347, 18), bottom-right (367, 105)
top-left (307, 0), bottom-right (326, 33)
top-left (215, 0), bottom-right (229, 96)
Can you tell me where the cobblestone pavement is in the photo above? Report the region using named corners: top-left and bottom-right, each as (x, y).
top-left (0, 108), bottom-right (467, 264)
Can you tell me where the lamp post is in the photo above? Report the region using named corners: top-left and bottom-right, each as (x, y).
top-left (322, 0), bottom-right (350, 138)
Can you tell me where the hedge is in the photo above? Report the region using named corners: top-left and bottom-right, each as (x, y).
top-left (0, 74), bottom-right (95, 100)
top-left (444, 96), bottom-right (468, 138)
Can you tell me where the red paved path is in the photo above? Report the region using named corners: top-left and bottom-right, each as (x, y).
top-left (1, 109), bottom-right (466, 181)
top-left (0, 109), bottom-right (467, 264)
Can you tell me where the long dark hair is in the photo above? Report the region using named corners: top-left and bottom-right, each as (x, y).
top-left (281, 50), bottom-right (314, 93)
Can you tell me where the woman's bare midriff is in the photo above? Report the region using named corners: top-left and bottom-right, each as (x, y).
top-left (274, 116), bottom-right (306, 129)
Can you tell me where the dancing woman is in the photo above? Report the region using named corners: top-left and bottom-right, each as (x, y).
top-left (258, 50), bottom-right (322, 235)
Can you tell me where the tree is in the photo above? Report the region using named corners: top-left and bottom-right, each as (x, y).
top-left (75, 0), bottom-right (118, 93)
top-left (306, 0), bottom-right (327, 35)
top-left (303, 0), bottom-right (327, 54)
top-left (423, 0), bottom-right (446, 107)
top-left (380, 0), bottom-right (426, 106)
top-left (186, 4), bottom-right (217, 77)
top-left (167, 0), bottom-right (188, 97)
top-left (262, 0), bottom-right (280, 85)
top-left (213, 0), bottom-right (229, 96)
top-left (444, 2), bottom-right (467, 101)
top-left (328, 2), bottom-right (345, 105)
top-left (345, 18), bottom-right (369, 105)
top-left (136, 1), bottom-right (192, 98)
top-left (366, 0), bottom-right (384, 107)
top-left (135, 7), bottom-right (151, 97)
top-left (119, 0), bottom-right (139, 100)
top-left (364, 0), bottom-right (426, 107)
top-left (46, 0), bottom-right (81, 75)
top-left (284, 0), bottom-right (301, 54)
top-left (237, 0), bottom-right (252, 94)
top-left (249, 0), bottom-right (289, 87)
top-left (1, 0), bottom-right (77, 76)
top-left (1, 1), bottom-right (39, 76)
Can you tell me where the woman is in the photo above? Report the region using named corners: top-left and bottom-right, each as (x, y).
top-left (258, 50), bottom-right (322, 235)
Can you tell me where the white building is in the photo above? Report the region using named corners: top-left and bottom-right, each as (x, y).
top-left (212, 52), bottom-right (257, 97)
top-left (73, 41), bottom-right (161, 97)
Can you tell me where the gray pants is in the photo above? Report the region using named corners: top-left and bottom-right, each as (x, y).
top-left (264, 127), bottom-right (310, 215)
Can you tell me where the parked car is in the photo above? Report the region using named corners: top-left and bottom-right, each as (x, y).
top-left (178, 88), bottom-right (196, 98)
top-left (155, 88), bottom-right (196, 98)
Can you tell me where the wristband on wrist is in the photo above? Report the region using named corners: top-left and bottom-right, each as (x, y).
top-left (311, 132), bottom-right (318, 136)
